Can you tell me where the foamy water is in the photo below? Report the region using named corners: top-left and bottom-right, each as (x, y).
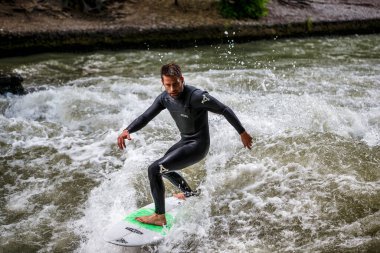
top-left (1, 35), bottom-right (379, 253)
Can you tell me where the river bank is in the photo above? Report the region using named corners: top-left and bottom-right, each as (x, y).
top-left (0, 0), bottom-right (380, 57)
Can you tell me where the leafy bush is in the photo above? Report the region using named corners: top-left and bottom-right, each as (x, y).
top-left (219, 0), bottom-right (268, 19)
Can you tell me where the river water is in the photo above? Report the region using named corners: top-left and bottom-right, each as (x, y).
top-left (0, 34), bottom-right (379, 253)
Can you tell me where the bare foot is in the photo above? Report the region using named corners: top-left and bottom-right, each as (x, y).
top-left (135, 213), bottom-right (166, 226)
top-left (173, 192), bottom-right (186, 200)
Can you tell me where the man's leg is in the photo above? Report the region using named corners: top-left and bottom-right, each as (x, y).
top-left (163, 172), bottom-right (200, 197)
top-left (135, 160), bottom-right (167, 226)
top-left (136, 139), bottom-right (208, 226)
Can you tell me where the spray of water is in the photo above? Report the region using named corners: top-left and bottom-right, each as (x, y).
top-left (0, 35), bottom-right (379, 253)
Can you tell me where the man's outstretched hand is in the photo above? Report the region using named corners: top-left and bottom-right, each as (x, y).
top-left (240, 131), bottom-right (253, 150)
top-left (117, 129), bottom-right (132, 150)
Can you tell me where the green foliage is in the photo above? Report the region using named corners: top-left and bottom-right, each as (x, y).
top-left (219, 0), bottom-right (268, 19)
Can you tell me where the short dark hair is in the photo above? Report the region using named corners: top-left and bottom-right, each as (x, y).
top-left (161, 63), bottom-right (182, 79)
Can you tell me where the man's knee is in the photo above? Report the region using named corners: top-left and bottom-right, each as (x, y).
top-left (148, 162), bottom-right (169, 180)
top-left (148, 162), bottom-right (159, 180)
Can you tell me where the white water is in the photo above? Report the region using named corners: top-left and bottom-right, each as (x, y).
top-left (1, 35), bottom-right (379, 253)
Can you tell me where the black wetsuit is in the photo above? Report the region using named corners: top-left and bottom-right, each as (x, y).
top-left (126, 85), bottom-right (245, 214)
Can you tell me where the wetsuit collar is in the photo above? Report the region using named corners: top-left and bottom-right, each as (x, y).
top-left (168, 84), bottom-right (186, 100)
top-left (177, 84), bottom-right (187, 99)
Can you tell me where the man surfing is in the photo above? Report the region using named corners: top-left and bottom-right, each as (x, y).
top-left (118, 63), bottom-right (252, 226)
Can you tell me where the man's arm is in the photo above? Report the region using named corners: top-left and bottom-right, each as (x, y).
top-left (192, 90), bottom-right (253, 149)
top-left (118, 95), bottom-right (165, 150)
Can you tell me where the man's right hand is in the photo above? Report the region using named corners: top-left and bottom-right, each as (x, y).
top-left (117, 129), bottom-right (132, 150)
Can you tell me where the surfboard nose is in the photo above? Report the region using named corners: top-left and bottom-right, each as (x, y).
top-left (103, 222), bottom-right (129, 242)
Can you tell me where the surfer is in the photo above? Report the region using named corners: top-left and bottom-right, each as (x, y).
top-left (118, 63), bottom-right (253, 226)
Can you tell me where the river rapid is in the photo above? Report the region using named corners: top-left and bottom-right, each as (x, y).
top-left (1, 34), bottom-right (379, 253)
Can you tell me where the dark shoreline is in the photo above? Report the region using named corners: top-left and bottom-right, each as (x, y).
top-left (1, 18), bottom-right (379, 58)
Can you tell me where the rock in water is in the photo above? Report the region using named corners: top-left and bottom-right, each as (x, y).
top-left (0, 73), bottom-right (25, 95)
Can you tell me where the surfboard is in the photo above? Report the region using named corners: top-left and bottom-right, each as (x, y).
top-left (103, 197), bottom-right (184, 247)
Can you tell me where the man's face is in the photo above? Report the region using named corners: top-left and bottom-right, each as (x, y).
top-left (162, 75), bottom-right (184, 98)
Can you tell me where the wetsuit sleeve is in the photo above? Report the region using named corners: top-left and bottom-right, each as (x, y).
top-left (191, 90), bottom-right (246, 134)
top-left (125, 94), bottom-right (165, 134)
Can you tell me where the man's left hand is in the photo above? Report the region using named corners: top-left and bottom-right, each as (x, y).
top-left (240, 131), bottom-right (253, 150)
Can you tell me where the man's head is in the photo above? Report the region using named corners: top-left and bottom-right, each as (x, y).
top-left (161, 63), bottom-right (184, 98)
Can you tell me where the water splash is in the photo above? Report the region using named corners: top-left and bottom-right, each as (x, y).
top-left (1, 35), bottom-right (379, 253)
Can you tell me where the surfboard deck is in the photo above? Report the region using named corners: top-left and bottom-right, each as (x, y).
top-left (104, 197), bottom-right (184, 247)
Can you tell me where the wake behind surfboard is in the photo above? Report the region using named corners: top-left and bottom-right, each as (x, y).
top-left (103, 197), bottom-right (184, 247)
